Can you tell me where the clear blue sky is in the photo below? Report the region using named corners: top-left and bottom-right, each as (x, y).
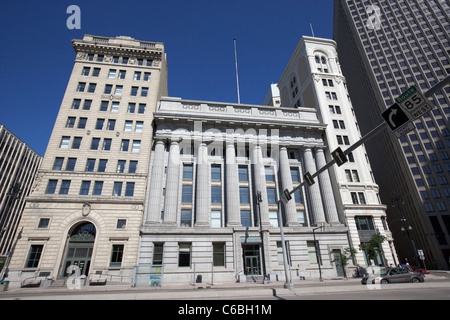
top-left (0, 0), bottom-right (334, 156)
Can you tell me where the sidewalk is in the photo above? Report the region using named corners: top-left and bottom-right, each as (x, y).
top-left (0, 273), bottom-right (449, 300)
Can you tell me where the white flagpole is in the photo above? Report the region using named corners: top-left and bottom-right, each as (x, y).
top-left (234, 38), bottom-right (241, 104)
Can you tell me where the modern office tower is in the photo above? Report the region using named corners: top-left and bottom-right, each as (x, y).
top-left (276, 36), bottom-right (397, 269)
top-left (6, 35), bottom-right (168, 287)
top-left (334, 0), bottom-right (450, 269)
top-left (0, 125), bottom-right (42, 266)
top-left (137, 96), bottom-right (353, 285)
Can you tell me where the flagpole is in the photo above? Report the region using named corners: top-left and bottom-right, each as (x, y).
top-left (234, 38), bottom-right (241, 104)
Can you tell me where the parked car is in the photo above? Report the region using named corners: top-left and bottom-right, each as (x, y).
top-left (361, 267), bottom-right (425, 284)
top-left (410, 266), bottom-right (429, 274)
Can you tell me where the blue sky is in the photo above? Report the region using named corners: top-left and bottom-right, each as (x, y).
top-left (0, 0), bottom-right (334, 156)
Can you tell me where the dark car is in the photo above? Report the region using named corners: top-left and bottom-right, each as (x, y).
top-left (361, 267), bottom-right (425, 285)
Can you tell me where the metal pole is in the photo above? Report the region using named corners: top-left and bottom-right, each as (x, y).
top-left (312, 225), bottom-right (323, 282)
top-left (233, 38), bottom-right (241, 105)
top-left (277, 202), bottom-right (293, 289)
top-left (286, 74), bottom-right (450, 198)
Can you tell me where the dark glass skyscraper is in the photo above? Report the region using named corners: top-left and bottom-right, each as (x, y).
top-left (334, 0), bottom-right (450, 269)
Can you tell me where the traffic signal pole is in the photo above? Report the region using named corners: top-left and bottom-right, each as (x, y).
top-left (276, 74), bottom-right (450, 288)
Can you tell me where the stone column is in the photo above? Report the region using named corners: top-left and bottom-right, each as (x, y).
top-left (303, 148), bottom-right (326, 226)
top-left (279, 147), bottom-right (298, 226)
top-left (251, 144), bottom-right (270, 226)
top-left (163, 141), bottom-right (180, 226)
top-left (144, 140), bottom-right (165, 224)
top-left (315, 148), bottom-right (340, 224)
top-left (195, 143), bottom-right (210, 227)
top-left (226, 142), bottom-right (241, 226)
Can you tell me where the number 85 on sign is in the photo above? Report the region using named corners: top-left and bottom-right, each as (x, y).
top-left (395, 86), bottom-right (432, 120)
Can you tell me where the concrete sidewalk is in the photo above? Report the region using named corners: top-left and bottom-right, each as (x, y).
top-left (1, 274), bottom-right (449, 300)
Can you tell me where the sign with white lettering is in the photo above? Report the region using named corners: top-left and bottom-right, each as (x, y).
top-left (395, 86), bottom-right (432, 120)
top-left (382, 103), bottom-right (415, 138)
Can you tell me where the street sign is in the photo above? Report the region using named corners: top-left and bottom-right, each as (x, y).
top-left (331, 147), bottom-right (348, 167)
top-left (395, 86), bottom-right (433, 120)
top-left (303, 172), bottom-right (315, 186)
top-left (381, 103), bottom-right (415, 138)
top-left (280, 189), bottom-right (292, 205)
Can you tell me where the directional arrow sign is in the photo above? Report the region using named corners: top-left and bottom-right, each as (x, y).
top-left (382, 103), bottom-right (415, 138)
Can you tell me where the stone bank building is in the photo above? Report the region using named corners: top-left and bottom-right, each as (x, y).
top-left (6, 35), bottom-right (397, 287)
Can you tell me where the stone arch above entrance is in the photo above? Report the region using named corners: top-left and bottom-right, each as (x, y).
top-left (61, 221), bottom-right (97, 278)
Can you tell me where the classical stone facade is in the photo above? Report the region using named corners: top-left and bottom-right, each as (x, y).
top-left (137, 97), bottom-right (353, 284)
top-left (277, 36), bottom-right (398, 269)
top-left (6, 35), bottom-right (167, 287)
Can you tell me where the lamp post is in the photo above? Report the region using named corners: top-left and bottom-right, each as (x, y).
top-left (391, 196), bottom-right (420, 268)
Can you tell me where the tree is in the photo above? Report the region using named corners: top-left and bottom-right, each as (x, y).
top-left (359, 234), bottom-right (386, 266)
top-left (331, 247), bottom-right (356, 279)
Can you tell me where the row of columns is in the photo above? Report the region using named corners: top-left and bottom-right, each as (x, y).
top-left (144, 140), bottom-right (340, 227)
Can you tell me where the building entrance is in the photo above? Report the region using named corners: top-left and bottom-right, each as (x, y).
top-left (61, 222), bottom-right (96, 278)
top-left (242, 245), bottom-right (261, 275)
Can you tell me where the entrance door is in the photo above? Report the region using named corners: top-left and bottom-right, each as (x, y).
top-left (61, 222), bottom-right (96, 278)
top-left (243, 245), bottom-right (261, 275)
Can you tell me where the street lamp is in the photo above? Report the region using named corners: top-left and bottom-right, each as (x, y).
top-left (391, 196), bottom-right (420, 268)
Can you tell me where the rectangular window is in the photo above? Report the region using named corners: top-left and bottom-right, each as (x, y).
top-left (131, 86), bottom-right (138, 96)
top-left (79, 181), bottom-right (91, 195)
top-left (66, 117), bottom-right (76, 128)
top-left (143, 72), bottom-right (151, 81)
top-left (90, 138), bottom-right (100, 150)
top-left (183, 164), bottom-right (193, 180)
top-left (114, 85), bottom-right (123, 95)
top-left (138, 104), bottom-right (146, 114)
top-left (38, 218), bottom-right (50, 229)
top-left (108, 69), bottom-right (116, 78)
top-left (125, 182), bottom-right (135, 197)
top-left (102, 138), bottom-right (112, 151)
top-left (77, 117), bottom-right (87, 129)
top-left (113, 182), bottom-right (123, 196)
top-left (239, 187), bottom-right (250, 204)
top-left (127, 103), bottom-right (136, 113)
top-left (307, 241), bottom-right (318, 264)
top-left (178, 243), bottom-right (191, 267)
top-left (111, 102), bottom-right (119, 112)
top-left (72, 137), bottom-right (82, 149)
top-left (85, 159), bottom-right (96, 172)
top-left (72, 99), bottom-right (81, 109)
top-left (213, 243), bottom-right (225, 267)
top-left (93, 181), bottom-right (103, 196)
top-left (240, 210), bottom-right (251, 227)
top-left (297, 210), bottom-right (306, 226)
top-left (182, 185), bottom-right (192, 203)
top-left (45, 180), bottom-right (58, 194)
top-left (355, 216), bottom-right (375, 231)
top-left (277, 241), bottom-right (291, 265)
top-left (106, 119), bottom-right (116, 131)
top-left (265, 167), bottom-right (275, 182)
top-left (59, 180), bottom-right (71, 195)
top-left (110, 244), bottom-right (124, 268)
top-left (66, 158), bottom-right (76, 171)
top-left (132, 140), bottom-right (141, 152)
top-left (121, 140), bottom-right (130, 151)
top-left (180, 209), bottom-right (192, 227)
top-left (124, 121), bottom-right (133, 132)
top-left (269, 210), bottom-right (279, 227)
top-left (77, 82), bottom-right (86, 92)
top-left (87, 83), bottom-right (96, 93)
top-left (116, 219), bottom-right (127, 229)
top-left (135, 121), bottom-right (143, 132)
top-left (53, 157), bottom-right (64, 171)
top-left (104, 84), bottom-right (113, 94)
top-left (60, 136), bottom-right (70, 149)
top-left (98, 159), bottom-right (108, 172)
top-left (95, 119), bottom-right (104, 130)
top-left (290, 168), bottom-right (299, 183)
top-left (141, 87), bottom-right (149, 97)
top-left (134, 71), bottom-right (141, 80)
top-left (153, 243), bottom-right (164, 265)
top-left (82, 67), bottom-right (90, 76)
top-left (211, 186), bottom-right (221, 204)
top-left (211, 210), bottom-right (222, 228)
top-left (118, 70), bottom-right (126, 79)
top-left (25, 245), bottom-right (43, 268)
top-left (267, 188), bottom-right (277, 204)
top-left (129, 161), bottom-right (138, 174)
top-left (117, 160), bottom-right (126, 173)
top-left (238, 166), bottom-right (248, 181)
top-left (211, 165), bottom-right (221, 181)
